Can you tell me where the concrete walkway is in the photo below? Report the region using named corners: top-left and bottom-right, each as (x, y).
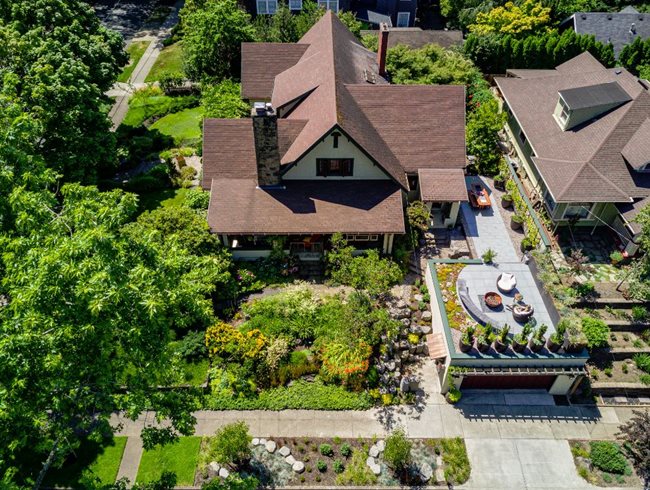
top-left (116, 436), bottom-right (143, 485)
top-left (107, 0), bottom-right (184, 129)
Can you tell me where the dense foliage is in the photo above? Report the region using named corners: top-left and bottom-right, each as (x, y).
top-left (620, 36), bottom-right (650, 77)
top-left (466, 98), bottom-right (507, 175)
top-left (581, 317), bottom-right (610, 349)
top-left (589, 441), bottom-right (629, 475)
top-left (386, 44), bottom-right (480, 85)
top-left (205, 422), bottom-right (252, 468)
top-left (181, 0), bottom-right (257, 81)
top-left (383, 428), bottom-right (412, 471)
top-left (469, 0), bottom-right (552, 37)
top-left (201, 80), bottom-right (249, 118)
top-left (0, 0), bottom-right (126, 183)
top-left (628, 206), bottom-right (650, 300)
top-left (464, 29), bottom-right (615, 74)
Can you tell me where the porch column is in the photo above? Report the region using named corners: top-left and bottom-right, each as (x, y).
top-left (382, 234), bottom-right (389, 254)
top-left (387, 234), bottom-right (394, 254)
top-left (220, 234), bottom-right (230, 247)
top-left (446, 202), bottom-right (460, 227)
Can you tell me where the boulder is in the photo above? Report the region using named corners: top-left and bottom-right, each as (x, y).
top-left (251, 438), bottom-right (259, 446)
top-left (418, 463), bottom-right (433, 482)
top-left (401, 318), bottom-right (411, 327)
top-left (292, 461), bottom-right (305, 473)
top-left (414, 294), bottom-right (424, 302)
top-left (208, 461), bottom-right (220, 476)
top-left (386, 361), bottom-right (396, 372)
top-left (376, 440), bottom-right (385, 452)
top-left (285, 455), bottom-right (296, 465)
top-left (370, 463), bottom-right (382, 475)
top-left (218, 467), bottom-right (230, 479)
top-left (420, 325), bottom-right (432, 335)
top-left (400, 376), bottom-right (410, 392)
top-left (368, 445), bottom-right (380, 458)
top-left (279, 445), bottom-right (291, 457)
top-left (259, 438), bottom-right (267, 446)
top-left (396, 300), bottom-right (407, 309)
top-left (265, 440), bottom-right (277, 453)
top-left (422, 311), bottom-right (432, 321)
top-left (409, 379), bottom-right (420, 391)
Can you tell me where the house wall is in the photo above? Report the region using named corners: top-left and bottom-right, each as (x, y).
top-left (282, 130), bottom-right (390, 180)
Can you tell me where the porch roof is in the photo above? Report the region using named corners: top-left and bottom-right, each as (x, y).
top-left (418, 169), bottom-right (469, 202)
top-left (207, 179), bottom-right (405, 235)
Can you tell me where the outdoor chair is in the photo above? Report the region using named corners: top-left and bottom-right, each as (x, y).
top-left (497, 272), bottom-right (516, 293)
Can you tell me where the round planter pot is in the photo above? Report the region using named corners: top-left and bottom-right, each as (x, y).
top-left (512, 340), bottom-right (526, 353)
top-left (477, 342), bottom-right (490, 353)
top-left (494, 179), bottom-right (505, 191)
top-left (520, 241), bottom-right (533, 252)
top-left (458, 340), bottom-right (473, 353)
top-left (528, 339), bottom-right (544, 353)
top-left (502, 196), bottom-right (513, 208)
top-left (493, 340), bottom-right (507, 353)
top-left (567, 342), bottom-right (587, 353)
top-left (510, 218), bottom-right (523, 230)
top-left (546, 337), bottom-right (562, 353)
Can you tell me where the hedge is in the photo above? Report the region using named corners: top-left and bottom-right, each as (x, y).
top-left (204, 379), bottom-right (373, 410)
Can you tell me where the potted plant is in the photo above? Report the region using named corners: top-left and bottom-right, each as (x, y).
top-left (502, 193), bottom-right (513, 208)
top-left (510, 214), bottom-right (524, 230)
top-left (528, 324), bottom-right (548, 353)
top-left (494, 173), bottom-right (507, 191)
top-left (476, 333), bottom-right (490, 353)
top-left (458, 325), bottom-right (475, 353)
top-left (546, 319), bottom-right (567, 352)
top-left (482, 248), bottom-right (497, 264)
top-left (566, 320), bottom-right (588, 353)
top-left (493, 324), bottom-right (510, 352)
top-left (520, 237), bottom-right (534, 252)
top-left (610, 250), bottom-right (624, 266)
top-left (512, 323), bottom-right (533, 353)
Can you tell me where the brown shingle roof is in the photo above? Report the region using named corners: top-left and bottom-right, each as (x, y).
top-left (418, 169), bottom-right (469, 202)
top-left (207, 179), bottom-right (405, 234)
top-left (360, 28), bottom-right (463, 50)
top-left (496, 54), bottom-right (650, 203)
top-left (241, 43), bottom-right (309, 100)
top-left (622, 117), bottom-right (650, 170)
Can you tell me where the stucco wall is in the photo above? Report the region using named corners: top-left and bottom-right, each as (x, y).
top-left (282, 130), bottom-right (389, 180)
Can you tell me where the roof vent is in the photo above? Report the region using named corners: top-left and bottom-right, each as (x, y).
top-left (581, 13), bottom-right (587, 20)
top-left (253, 101), bottom-right (267, 115)
top-left (630, 22), bottom-right (637, 34)
top-left (615, 68), bottom-right (622, 74)
top-left (364, 69), bottom-right (377, 84)
top-left (607, 14), bottom-right (613, 20)
top-left (640, 15), bottom-right (644, 21)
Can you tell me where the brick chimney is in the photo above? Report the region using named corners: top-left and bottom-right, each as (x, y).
top-left (251, 102), bottom-right (281, 188)
top-left (377, 22), bottom-right (389, 77)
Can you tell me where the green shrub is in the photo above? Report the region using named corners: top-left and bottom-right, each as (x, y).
top-left (383, 428), bottom-right (412, 471)
top-left (206, 421), bottom-right (252, 467)
top-left (581, 317), bottom-right (610, 349)
top-left (317, 460), bottom-right (327, 472)
top-left (319, 444), bottom-right (333, 457)
top-left (185, 189), bottom-right (210, 210)
top-left (447, 387), bottom-right (462, 403)
top-left (632, 306), bottom-right (648, 322)
top-left (441, 438), bottom-right (471, 484)
top-left (635, 353), bottom-right (650, 373)
top-left (333, 459), bottom-right (344, 474)
top-left (176, 330), bottom-right (207, 361)
top-left (589, 441), bottom-right (628, 474)
top-left (602, 472), bottom-right (613, 483)
top-left (640, 374), bottom-right (650, 385)
top-left (125, 175), bottom-right (167, 193)
top-left (336, 449), bottom-right (377, 485)
top-left (340, 443), bottom-right (352, 458)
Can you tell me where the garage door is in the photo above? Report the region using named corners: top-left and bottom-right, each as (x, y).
top-left (461, 375), bottom-right (556, 390)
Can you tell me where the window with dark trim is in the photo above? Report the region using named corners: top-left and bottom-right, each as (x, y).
top-left (316, 158), bottom-right (353, 177)
top-left (331, 131), bottom-right (340, 148)
top-left (519, 130), bottom-right (527, 146)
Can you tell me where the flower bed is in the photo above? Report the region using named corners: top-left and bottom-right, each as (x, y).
top-left (435, 263), bottom-right (470, 331)
top-left (571, 440), bottom-right (640, 487)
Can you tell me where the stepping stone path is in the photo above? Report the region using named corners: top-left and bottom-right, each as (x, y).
top-left (278, 445), bottom-right (291, 457)
top-left (418, 463), bottom-right (433, 482)
top-left (376, 440), bottom-right (385, 451)
top-left (252, 438), bottom-right (259, 446)
top-left (218, 467), bottom-right (230, 479)
top-left (368, 445), bottom-right (380, 458)
top-left (208, 462), bottom-right (220, 475)
top-left (259, 438), bottom-right (267, 446)
top-left (435, 456), bottom-right (445, 483)
top-left (292, 461), bottom-right (305, 473)
top-left (285, 455), bottom-right (296, 465)
top-left (265, 440), bottom-right (277, 453)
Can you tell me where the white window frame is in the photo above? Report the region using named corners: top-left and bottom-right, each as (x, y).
top-left (563, 202), bottom-right (595, 220)
top-left (257, 0), bottom-right (278, 14)
top-left (289, 0), bottom-right (302, 9)
top-left (318, 0), bottom-right (338, 12)
top-left (396, 11), bottom-right (410, 27)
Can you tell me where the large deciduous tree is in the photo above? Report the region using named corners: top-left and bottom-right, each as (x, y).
top-left (469, 0), bottom-right (551, 37)
top-left (617, 409), bottom-right (650, 486)
top-left (0, 185), bottom-right (232, 487)
top-left (181, 0), bottom-right (257, 81)
top-left (0, 0), bottom-right (126, 183)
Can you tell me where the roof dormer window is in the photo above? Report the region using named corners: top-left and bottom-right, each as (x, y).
top-left (554, 82), bottom-right (632, 131)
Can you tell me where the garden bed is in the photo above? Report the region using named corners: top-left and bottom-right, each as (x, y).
top-left (195, 436), bottom-right (470, 487)
top-left (435, 263), bottom-right (469, 331)
top-left (570, 440), bottom-right (640, 487)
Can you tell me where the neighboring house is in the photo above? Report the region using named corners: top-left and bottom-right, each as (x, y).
top-left (247, 0), bottom-right (416, 27)
top-left (560, 6), bottom-right (650, 57)
top-left (360, 27), bottom-right (463, 49)
top-left (495, 52), bottom-right (650, 255)
top-left (202, 14), bottom-right (467, 261)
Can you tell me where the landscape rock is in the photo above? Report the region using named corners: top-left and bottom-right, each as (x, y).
top-left (251, 438), bottom-right (259, 446)
top-left (396, 300), bottom-right (407, 309)
top-left (218, 467), bottom-right (230, 479)
top-left (259, 438), bottom-right (267, 446)
top-left (400, 318), bottom-right (411, 327)
top-left (265, 440), bottom-right (277, 453)
top-left (292, 461), bottom-right (305, 473)
top-left (420, 325), bottom-right (432, 334)
top-left (400, 376), bottom-right (410, 392)
top-left (418, 463), bottom-right (433, 482)
top-left (285, 455), bottom-right (296, 465)
top-left (422, 311), bottom-right (432, 321)
top-left (366, 456), bottom-right (376, 468)
top-left (386, 361), bottom-right (396, 372)
top-left (435, 467), bottom-right (446, 483)
top-left (208, 462), bottom-right (220, 476)
top-left (376, 440), bottom-right (385, 452)
top-left (279, 446), bottom-right (291, 457)
top-left (414, 294), bottom-right (424, 302)
top-left (368, 445), bottom-right (380, 458)
top-left (370, 463), bottom-right (382, 475)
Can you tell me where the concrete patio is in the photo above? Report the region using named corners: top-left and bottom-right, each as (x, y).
top-left (459, 177), bottom-right (557, 335)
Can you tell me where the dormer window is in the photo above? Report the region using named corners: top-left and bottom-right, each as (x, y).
top-left (317, 158), bottom-right (353, 176)
top-left (558, 98), bottom-right (570, 124)
top-left (554, 82), bottom-right (631, 131)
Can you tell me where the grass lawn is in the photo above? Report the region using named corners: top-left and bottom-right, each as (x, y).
top-left (117, 40), bottom-right (150, 83)
top-left (150, 107), bottom-right (203, 146)
top-left (137, 437), bottom-right (201, 485)
top-left (44, 436), bottom-right (127, 487)
top-left (145, 42), bottom-right (184, 82)
top-left (180, 358), bottom-right (210, 386)
top-left (137, 187), bottom-right (189, 213)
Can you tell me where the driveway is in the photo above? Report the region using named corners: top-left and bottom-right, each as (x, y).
top-left (465, 439), bottom-right (600, 490)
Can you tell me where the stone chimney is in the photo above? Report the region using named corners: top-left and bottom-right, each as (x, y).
top-left (377, 23), bottom-right (389, 77)
top-left (251, 102), bottom-right (281, 188)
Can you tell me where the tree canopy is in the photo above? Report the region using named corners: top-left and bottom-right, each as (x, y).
top-left (469, 0), bottom-right (552, 37)
top-left (620, 36), bottom-right (650, 77)
top-left (0, 0), bottom-right (126, 183)
top-left (201, 80), bottom-right (249, 119)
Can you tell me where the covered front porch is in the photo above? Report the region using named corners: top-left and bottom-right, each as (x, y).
top-left (418, 168), bottom-right (468, 229)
